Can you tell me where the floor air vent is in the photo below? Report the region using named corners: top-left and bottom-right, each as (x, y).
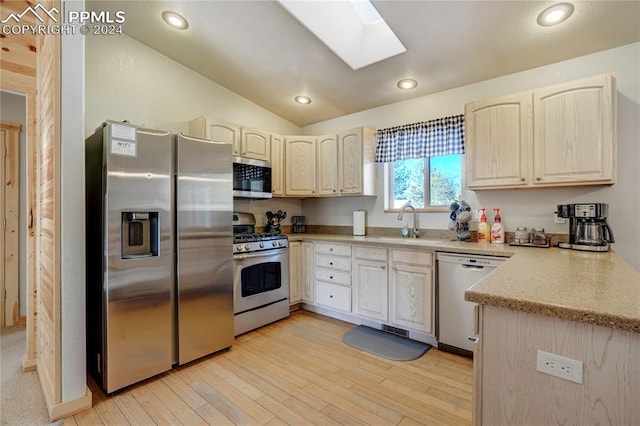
top-left (382, 324), bottom-right (409, 338)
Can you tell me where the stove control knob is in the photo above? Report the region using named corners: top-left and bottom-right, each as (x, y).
top-left (272, 241), bottom-right (277, 247)
top-left (278, 240), bottom-right (284, 247)
top-left (244, 244), bottom-right (251, 251)
top-left (259, 242), bottom-right (264, 248)
top-left (236, 244), bottom-right (243, 252)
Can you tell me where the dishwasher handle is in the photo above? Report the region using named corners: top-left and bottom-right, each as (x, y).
top-left (461, 264), bottom-right (486, 271)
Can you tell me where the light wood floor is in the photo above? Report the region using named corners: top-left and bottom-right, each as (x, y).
top-left (63, 310), bottom-right (473, 425)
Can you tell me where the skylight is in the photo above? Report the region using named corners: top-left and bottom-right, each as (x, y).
top-left (279, 0), bottom-right (406, 70)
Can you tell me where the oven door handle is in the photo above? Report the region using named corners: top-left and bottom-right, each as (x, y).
top-left (234, 248), bottom-right (288, 260)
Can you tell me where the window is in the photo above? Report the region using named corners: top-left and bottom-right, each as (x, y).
top-left (385, 154), bottom-right (463, 210)
top-left (375, 114), bottom-right (465, 210)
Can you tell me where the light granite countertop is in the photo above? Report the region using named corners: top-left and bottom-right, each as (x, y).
top-left (288, 233), bottom-right (640, 333)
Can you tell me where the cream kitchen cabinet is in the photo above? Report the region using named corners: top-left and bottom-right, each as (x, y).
top-left (270, 133), bottom-right (284, 196)
top-left (240, 127), bottom-right (270, 162)
top-left (533, 74), bottom-right (616, 186)
top-left (314, 242), bottom-right (352, 312)
top-left (301, 241), bottom-right (314, 304)
top-left (465, 92), bottom-right (532, 189)
top-left (389, 249), bottom-right (434, 334)
top-left (289, 241), bottom-right (301, 305)
top-left (188, 116), bottom-right (241, 156)
top-left (353, 246), bottom-right (389, 322)
top-left (285, 136), bottom-right (317, 196)
top-left (317, 134), bottom-right (338, 196)
top-left (316, 128), bottom-right (376, 197)
top-left (465, 74), bottom-right (616, 189)
top-left (338, 127), bottom-right (376, 196)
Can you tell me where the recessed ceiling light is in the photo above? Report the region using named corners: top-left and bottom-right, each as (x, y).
top-left (537, 3), bottom-right (574, 27)
top-left (162, 11), bottom-right (189, 30)
top-left (295, 96), bottom-right (312, 105)
top-left (397, 79), bottom-right (417, 90)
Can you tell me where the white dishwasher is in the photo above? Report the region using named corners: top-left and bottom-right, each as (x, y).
top-left (436, 252), bottom-right (505, 356)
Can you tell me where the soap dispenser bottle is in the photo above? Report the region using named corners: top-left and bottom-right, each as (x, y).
top-left (491, 208), bottom-right (505, 244)
top-left (477, 208), bottom-right (490, 243)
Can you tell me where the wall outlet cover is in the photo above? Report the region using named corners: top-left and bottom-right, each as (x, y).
top-left (536, 350), bottom-right (583, 384)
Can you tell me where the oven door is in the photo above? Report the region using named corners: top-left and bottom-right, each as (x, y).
top-left (233, 248), bottom-right (289, 314)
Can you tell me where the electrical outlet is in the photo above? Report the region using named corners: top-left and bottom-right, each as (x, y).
top-left (554, 212), bottom-right (566, 224)
top-left (536, 350), bottom-right (583, 384)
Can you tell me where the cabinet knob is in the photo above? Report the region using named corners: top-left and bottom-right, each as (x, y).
top-left (329, 248), bottom-right (333, 252)
top-left (312, 190), bottom-right (315, 193)
top-left (333, 189), bottom-right (336, 193)
top-left (468, 336), bottom-right (479, 343)
top-left (392, 266), bottom-right (398, 271)
top-left (536, 177), bottom-right (541, 181)
top-left (329, 262), bottom-right (333, 265)
top-left (381, 265), bottom-right (386, 270)
top-left (330, 295), bottom-right (333, 298)
top-left (520, 177), bottom-right (525, 181)
top-left (330, 276), bottom-right (333, 279)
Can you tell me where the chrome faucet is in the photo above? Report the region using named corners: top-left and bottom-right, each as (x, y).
top-left (397, 200), bottom-right (420, 238)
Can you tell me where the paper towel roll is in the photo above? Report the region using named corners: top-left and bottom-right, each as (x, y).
top-left (353, 211), bottom-right (365, 236)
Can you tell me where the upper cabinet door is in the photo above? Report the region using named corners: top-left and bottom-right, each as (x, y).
top-left (285, 136), bottom-right (317, 196)
top-left (317, 134), bottom-right (338, 196)
top-left (338, 129), bottom-right (363, 195)
top-left (188, 117), bottom-right (240, 156)
top-left (533, 74), bottom-right (616, 185)
top-left (465, 92), bottom-right (532, 189)
top-left (241, 128), bottom-right (270, 162)
top-left (270, 133), bottom-right (284, 196)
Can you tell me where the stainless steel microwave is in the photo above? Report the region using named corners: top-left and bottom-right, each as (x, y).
top-left (232, 156), bottom-right (272, 199)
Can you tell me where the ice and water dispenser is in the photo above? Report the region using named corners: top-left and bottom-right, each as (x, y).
top-left (121, 212), bottom-right (159, 258)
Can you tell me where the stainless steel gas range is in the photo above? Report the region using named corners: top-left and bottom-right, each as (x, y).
top-left (233, 212), bottom-right (289, 336)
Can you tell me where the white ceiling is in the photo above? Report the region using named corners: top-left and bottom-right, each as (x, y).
top-left (88, 1), bottom-right (640, 127)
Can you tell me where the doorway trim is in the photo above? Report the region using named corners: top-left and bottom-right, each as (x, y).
top-left (1, 121), bottom-right (21, 326)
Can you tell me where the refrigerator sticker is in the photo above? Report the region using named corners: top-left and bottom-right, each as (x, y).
top-left (111, 138), bottom-right (137, 157)
top-left (111, 123), bottom-right (136, 141)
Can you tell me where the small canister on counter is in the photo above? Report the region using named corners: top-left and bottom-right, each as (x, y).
top-left (531, 227), bottom-right (548, 246)
top-left (291, 216), bottom-right (306, 233)
top-left (515, 227), bottom-right (529, 244)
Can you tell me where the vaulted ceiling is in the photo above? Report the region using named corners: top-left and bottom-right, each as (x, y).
top-left (88, 1), bottom-right (640, 126)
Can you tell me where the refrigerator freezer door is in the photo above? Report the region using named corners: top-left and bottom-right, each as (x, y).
top-left (176, 134), bottom-right (234, 364)
top-left (104, 123), bottom-right (173, 393)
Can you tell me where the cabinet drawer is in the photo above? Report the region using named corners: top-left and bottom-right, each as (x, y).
top-left (316, 255), bottom-right (351, 272)
top-left (354, 246), bottom-right (387, 261)
top-left (391, 249), bottom-right (433, 267)
top-left (316, 268), bottom-right (351, 286)
top-left (315, 242), bottom-right (352, 257)
top-left (315, 281), bottom-right (351, 312)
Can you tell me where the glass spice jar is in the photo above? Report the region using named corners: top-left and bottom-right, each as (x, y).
top-left (515, 227), bottom-right (529, 243)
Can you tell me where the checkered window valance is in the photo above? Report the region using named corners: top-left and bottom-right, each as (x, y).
top-left (375, 114), bottom-right (465, 163)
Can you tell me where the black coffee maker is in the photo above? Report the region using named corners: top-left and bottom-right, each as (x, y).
top-left (556, 203), bottom-right (615, 252)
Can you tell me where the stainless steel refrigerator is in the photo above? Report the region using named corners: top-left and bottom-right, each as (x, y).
top-left (86, 121), bottom-right (233, 393)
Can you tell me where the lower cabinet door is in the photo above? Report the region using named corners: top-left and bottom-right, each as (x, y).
top-left (390, 263), bottom-right (434, 334)
top-left (353, 260), bottom-right (388, 321)
top-left (315, 281), bottom-right (351, 312)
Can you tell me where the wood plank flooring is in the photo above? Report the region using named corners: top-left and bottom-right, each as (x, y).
top-left (63, 310), bottom-right (472, 425)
